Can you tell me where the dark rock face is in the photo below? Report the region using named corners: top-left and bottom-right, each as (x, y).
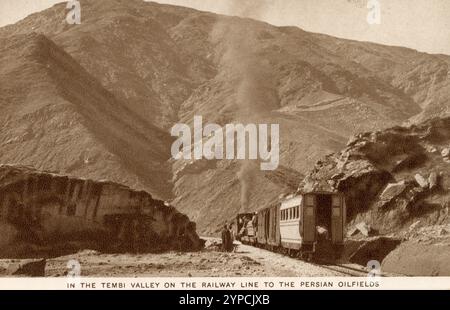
top-left (299, 117), bottom-right (450, 234)
top-left (347, 237), bottom-right (401, 267)
top-left (6, 259), bottom-right (46, 277)
top-left (0, 165), bottom-right (204, 258)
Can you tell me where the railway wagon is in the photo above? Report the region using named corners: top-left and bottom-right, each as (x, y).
top-left (235, 212), bottom-right (257, 244)
top-left (236, 191), bottom-right (346, 261)
top-left (256, 203), bottom-right (280, 250)
top-left (279, 192), bottom-right (346, 260)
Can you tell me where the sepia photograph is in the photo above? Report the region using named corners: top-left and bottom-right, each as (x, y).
top-left (0, 0), bottom-right (449, 300)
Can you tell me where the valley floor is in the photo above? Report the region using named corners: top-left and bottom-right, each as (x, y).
top-left (3, 230), bottom-right (449, 277)
top-left (39, 242), bottom-right (346, 277)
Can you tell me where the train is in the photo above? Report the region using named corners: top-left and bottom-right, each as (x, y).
top-left (235, 191), bottom-right (346, 261)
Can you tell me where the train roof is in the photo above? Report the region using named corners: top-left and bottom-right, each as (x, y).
top-left (298, 190), bottom-right (343, 195)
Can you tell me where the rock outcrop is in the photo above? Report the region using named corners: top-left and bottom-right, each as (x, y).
top-left (0, 165), bottom-right (204, 258)
top-left (298, 116), bottom-right (450, 275)
top-left (5, 259), bottom-right (46, 277)
top-left (299, 116), bottom-right (450, 233)
top-left (346, 237), bottom-right (401, 266)
top-left (381, 224), bottom-right (450, 276)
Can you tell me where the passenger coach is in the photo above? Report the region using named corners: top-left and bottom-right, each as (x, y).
top-left (235, 191), bottom-right (346, 261)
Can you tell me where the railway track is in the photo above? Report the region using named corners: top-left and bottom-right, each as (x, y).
top-left (234, 239), bottom-right (402, 277)
top-left (314, 263), bottom-right (374, 277)
top-left (313, 260), bottom-right (402, 277)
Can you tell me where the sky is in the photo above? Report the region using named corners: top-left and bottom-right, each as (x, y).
top-left (1, 0), bottom-right (449, 55)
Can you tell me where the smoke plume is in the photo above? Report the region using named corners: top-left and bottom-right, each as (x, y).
top-left (210, 1), bottom-right (278, 213)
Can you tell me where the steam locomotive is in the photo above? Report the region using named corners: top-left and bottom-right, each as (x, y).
top-left (235, 191), bottom-right (346, 261)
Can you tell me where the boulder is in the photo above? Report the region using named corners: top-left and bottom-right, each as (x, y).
top-left (425, 145), bottom-right (437, 153)
top-left (408, 220), bottom-right (421, 233)
top-left (355, 222), bottom-right (372, 237)
top-left (441, 147), bottom-right (450, 158)
top-left (348, 237), bottom-right (401, 266)
top-left (414, 174), bottom-right (429, 189)
top-left (6, 259), bottom-right (46, 277)
top-left (428, 172), bottom-right (438, 189)
top-left (380, 181), bottom-right (407, 201)
top-left (346, 135), bottom-right (362, 147)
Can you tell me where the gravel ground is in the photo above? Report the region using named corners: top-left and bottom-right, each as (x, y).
top-left (36, 242), bottom-right (345, 277)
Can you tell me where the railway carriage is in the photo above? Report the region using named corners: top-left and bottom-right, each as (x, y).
top-left (235, 191), bottom-right (346, 261)
top-left (235, 212), bottom-right (257, 244)
top-left (256, 204), bottom-right (280, 250)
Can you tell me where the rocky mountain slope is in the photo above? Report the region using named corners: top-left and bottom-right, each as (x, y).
top-left (299, 116), bottom-right (450, 275)
top-left (299, 117), bottom-right (449, 231)
top-left (0, 0), bottom-right (449, 233)
top-left (0, 164), bottom-right (203, 258)
top-left (0, 32), bottom-right (173, 200)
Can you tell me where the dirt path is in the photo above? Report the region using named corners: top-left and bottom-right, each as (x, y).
top-left (232, 243), bottom-right (345, 277)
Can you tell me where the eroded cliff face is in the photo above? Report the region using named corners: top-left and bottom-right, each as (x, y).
top-left (0, 165), bottom-right (203, 258)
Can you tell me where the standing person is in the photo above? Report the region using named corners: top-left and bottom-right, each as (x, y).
top-left (228, 223), bottom-right (235, 252)
top-left (221, 224), bottom-right (230, 252)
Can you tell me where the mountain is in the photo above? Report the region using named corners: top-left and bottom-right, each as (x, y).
top-left (0, 0), bottom-right (449, 233)
top-left (0, 32), bottom-right (173, 200)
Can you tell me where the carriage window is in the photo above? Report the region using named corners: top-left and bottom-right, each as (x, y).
top-left (332, 195), bottom-right (341, 206)
top-left (296, 206), bottom-right (299, 218)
